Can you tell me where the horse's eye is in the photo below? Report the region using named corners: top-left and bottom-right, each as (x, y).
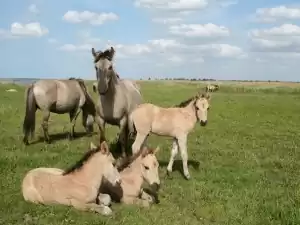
top-left (195, 106), bottom-right (199, 110)
top-left (144, 166), bottom-right (149, 170)
top-left (207, 107), bottom-right (210, 111)
top-left (108, 65), bottom-right (113, 70)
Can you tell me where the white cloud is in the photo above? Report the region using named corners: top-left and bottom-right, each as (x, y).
top-left (254, 5), bottom-right (300, 23)
top-left (249, 24), bottom-right (300, 53)
top-left (28, 4), bottom-right (39, 14)
top-left (11, 22), bottom-right (48, 37)
top-left (152, 17), bottom-right (183, 24)
top-left (250, 24), bottom-right (300, 37)
top-left (0, 22), bottom-right (48, 38)
top-left (58, 44), bottom-right (92, 51)
top-left (63, 10), bottom-right (119, 25)
top-left (169, 23), bottom-right (230, 37)
top-left (134, 0), bottom-right (208, 11)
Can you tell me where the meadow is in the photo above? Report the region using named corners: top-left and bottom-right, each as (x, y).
top-left (0, 80), bottom-right (299, 225)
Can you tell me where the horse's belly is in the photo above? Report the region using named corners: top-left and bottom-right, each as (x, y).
top-left (52, 104), bottom-right (77, 114)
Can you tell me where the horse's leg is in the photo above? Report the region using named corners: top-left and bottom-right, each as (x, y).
top-left (71, 201), bottom-right (112, 215)
top-left (97, 193), bottom-right (111, 206)
top-left (119, 117), bottom-right (128, 157)
top-left (177, 135), bottom-right (190, 180)
top-left (167, 138), bottom-right (179, 177)
top-left (94, 115), bottom-right (106, 142)
top-left (41, 110), bottom-right (51, 143)
top-left (69, 108), bottom-right (81, 139)
top-left (131, 133), bottom-right (148, 155)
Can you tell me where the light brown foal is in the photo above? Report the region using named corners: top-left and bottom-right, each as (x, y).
top-left (22, 141), bottom-right (121, 216)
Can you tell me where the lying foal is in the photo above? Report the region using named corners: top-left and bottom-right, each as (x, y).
top-left (101, 146), bottom-right (160, 207)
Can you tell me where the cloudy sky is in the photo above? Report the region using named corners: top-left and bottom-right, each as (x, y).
top-left (0, 0), bottom-right (300, 81)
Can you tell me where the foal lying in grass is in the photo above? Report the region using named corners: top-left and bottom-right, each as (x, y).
top-left (22, 141), bottom-right (121, 216)
top-left (101, 145), bottom-right (160, 207)
top-left (128, 92), bottom-right (211, 180)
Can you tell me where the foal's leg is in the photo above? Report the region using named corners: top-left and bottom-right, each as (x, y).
top-left (69, 108), bottom-right (81, 139)
top-left (94, 115), bottom-right (106, 142)
top-left (41, 110), bottom-right (50, 143)
top-left (177, 135), bottom-right (190, 180)
top-left (71, 201), bottom-right (112, 215)
top-left (122, 196), bottom-right (150, 207)
top-left (167, 138), bottom-right (179, 176)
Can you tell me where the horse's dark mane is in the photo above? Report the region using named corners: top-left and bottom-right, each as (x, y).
top-left (94, 48), bottom-right (114, 63)
top-left (175, 96), bottom-right (197, 108)
top-left (63, 147), bottom-right (99, 175)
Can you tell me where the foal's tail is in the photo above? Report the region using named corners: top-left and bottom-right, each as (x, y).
top-left (23, 85), bottom-right (37, 144)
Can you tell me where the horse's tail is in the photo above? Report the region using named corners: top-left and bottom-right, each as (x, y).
top-left (23, 85), bottom-right (37, 143)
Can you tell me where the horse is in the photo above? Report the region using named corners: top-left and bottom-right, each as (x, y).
top-left (91, 46), bottom-right (143, 157)
top-left (100, 145), bottom-right (160, 207)
top-left (206, 84), bottom-right (220, 92)
top-left (22, 78), bottom-right (96, 145)
top-left (21, 141), bottom-right (121, 215)
top-left (128, 92), bottom-right (211, 180)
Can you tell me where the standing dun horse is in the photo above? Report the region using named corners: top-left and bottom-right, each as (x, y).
top-left (22, 78), bottom-right (95, 145)
top-left (206, 84), bottom-right (220, 92)
top-left (22, 141), bottom-right (121, 216)
top-left (101, 145), bottom-right (161, 207)
top-left (91, 46), bottom-right (143, 157)
top-left (128, 92), bottom-right (211, 180)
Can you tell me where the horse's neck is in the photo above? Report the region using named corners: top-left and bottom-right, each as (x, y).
top-left (183, 101), bottom-right (197, 122)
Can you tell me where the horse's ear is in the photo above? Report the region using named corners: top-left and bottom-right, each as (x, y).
top-left (100, 141), bottom-right (109, 154)
top-left (109, 47), bottom-right (115, 60)
top-left (92, 48), bottom-right (97, 57)
top-left (90, 142), bottom-right (97, 150)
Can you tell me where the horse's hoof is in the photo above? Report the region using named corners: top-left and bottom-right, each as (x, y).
top-left (102, 206), bottom-right (112, 216)
top-left (184, 173), bottom-right (191, 180)
top-left (166, 170), bottom-right (173, 179)
top-left (23, 140), bottom-right (29, 145)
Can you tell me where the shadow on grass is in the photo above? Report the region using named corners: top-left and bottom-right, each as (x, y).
top-left (158, 159), bottom-right (200, 179)
top-left (29, 131), bottom-right (97, 145)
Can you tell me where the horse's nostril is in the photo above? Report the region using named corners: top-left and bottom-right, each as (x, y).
top-left (200, 120), bottom-right (207, 126)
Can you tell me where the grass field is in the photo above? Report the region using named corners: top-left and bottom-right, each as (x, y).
top-left (0, 80), bottom-right (299, 225)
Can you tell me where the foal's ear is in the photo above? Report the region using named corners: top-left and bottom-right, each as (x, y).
top-left (100, 141), bottom-right (109, 154)
top-left (141, 145), bottom-right (149, 158)
top-left (153, 146), bottom-right (160, 155)
top-left (90, 142), bottom-right (97, 150)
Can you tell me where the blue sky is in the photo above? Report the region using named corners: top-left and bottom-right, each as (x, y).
top-left (0, 0), bottom-right (300, 81)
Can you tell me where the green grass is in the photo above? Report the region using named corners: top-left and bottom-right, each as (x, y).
top-left (0, 81), bottom-right (300, 225)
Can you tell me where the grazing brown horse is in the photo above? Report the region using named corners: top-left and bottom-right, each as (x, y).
top-left (101, 145), bottom-right (160, 207)
top-left (22, 141), bottom-right (121, 215)
top-left (128, 92), bottom-right (211, 180)
top-left (22, 78), bottom-right (96, 145)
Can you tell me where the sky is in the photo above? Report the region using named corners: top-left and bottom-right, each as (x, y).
top-left (0, 0), bottom-right (300, 81)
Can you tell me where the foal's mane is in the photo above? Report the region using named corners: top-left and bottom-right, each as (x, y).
top-left (175, 96), bottom-right (197, 108)
top-left (117, 147), bottom-right (154, 172)
top-left (63, 147), bottom-right (99, 175)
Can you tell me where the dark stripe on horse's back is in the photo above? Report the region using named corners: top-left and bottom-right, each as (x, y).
top-left (63, 148), bottom-right (99, 175)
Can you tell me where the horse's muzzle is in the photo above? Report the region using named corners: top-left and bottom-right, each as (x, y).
top-left (200, 120), bottom-right (207, 126)
top-left (150, 183), bottom-right (160, 192)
